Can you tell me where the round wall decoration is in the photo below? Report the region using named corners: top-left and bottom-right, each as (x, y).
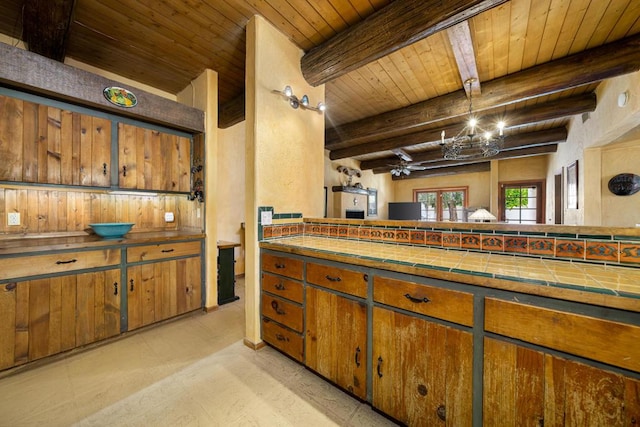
top-left (103, 86), bottom-right (138, 108)
top-left (608, 173), bottom-right (640, 196)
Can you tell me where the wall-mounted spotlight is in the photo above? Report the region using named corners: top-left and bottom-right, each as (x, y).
top-left (274, 85), bottom-right (326, 113)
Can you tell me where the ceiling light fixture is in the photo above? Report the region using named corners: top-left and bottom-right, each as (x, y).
top-left (274, 85), bottom-right (326, 113)
top-left (440, 78), bottom-right (505, 160)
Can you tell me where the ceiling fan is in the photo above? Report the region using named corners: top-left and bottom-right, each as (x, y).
top-left (389, 148), bottom-right (427, 176)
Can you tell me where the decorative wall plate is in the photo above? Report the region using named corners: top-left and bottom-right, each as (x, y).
top-left (608, 173), bottom-right (640, 196)
top-left (103, 86), bottom-right (137, 108)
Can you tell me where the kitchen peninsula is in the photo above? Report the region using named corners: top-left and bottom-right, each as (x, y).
top-left (260, 218), bottom-right (640, 426)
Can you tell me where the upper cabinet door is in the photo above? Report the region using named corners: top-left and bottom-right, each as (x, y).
top-left (0, 94), bottom-right (111, 187)
top-left (118, 123), bottom-right (190, 192)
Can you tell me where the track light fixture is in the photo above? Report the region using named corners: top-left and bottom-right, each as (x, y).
top-left (274, 85), bottom-right (326, 113)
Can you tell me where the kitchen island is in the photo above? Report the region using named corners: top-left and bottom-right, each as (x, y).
top-left (259, 219), bottom-right (640, 426)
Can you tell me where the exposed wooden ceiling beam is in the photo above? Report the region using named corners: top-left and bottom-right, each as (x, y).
top-left (22, 0), bottom-right (76, 61)
top-left (447, 21), bottom-right (480, 97)
top-left (301, 0), bottom-right (507, 87)
top-left (325, 34), bottom-right (640, 146)
top-left (390, 162), bottom-right (492, 180)
top-left (363, 128), bottom-right (567, 171)
top-left (329, 93), bottom-right (594, 159)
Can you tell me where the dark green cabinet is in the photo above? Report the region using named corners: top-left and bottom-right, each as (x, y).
top-left (218, 242), bottom-right (240, 305)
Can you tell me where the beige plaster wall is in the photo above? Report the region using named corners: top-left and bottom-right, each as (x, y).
top-left (393, 171), bottom-right (492, 212)
top-left (546, 71), bottom-right (640, 226)
top-left (245, 16), bottom-right (325, 344)
top-left (601, 139), bottom-right (640, 227)
top-left (324, 154), bottom-right (393, 219)
top-left (217, 121), bottom-right (247, 274)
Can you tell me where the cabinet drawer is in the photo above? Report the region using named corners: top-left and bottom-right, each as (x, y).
top-left (261, 317), bottom-right (304, 362)
top-left (306, 262), bottom-right (367, 298)
top-left (261, 294), bottom-right (303, 332)
top-left (374, 276), bottom-right (474, 327)
top-left (0, 249), bottom-right (121, 281)
top-left (261, 272), bottom-right (303, 303)
top-left (485, 298), bottom-right (640, 373)
top-left (127, 241), bottom-right (201, 263)
top-left (261, 253), bottom-right (303, 280)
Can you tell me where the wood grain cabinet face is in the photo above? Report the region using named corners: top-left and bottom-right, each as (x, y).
top-left (127, 256), bottom-right (201, 331)
top-left (0, 95), bottom-right (111, 187)
top-left (118, 123), bottom-right (191, 193)
top-left (306, 262), bottom-right (367, 298)
top-left (374, 276), bottom-right (474, 326)
top-left (372, 307), bottom-right (473, 426)
top-left (261, 253), bottom-right (303, 280)
top-left (483, 337), bottom-right (640, 426)
top-left (305, 286), bottom-right (367, 399)
top-left (0, 269), bottom-right (120, 370)
top-left (260, 253), bottom-right (305, 362)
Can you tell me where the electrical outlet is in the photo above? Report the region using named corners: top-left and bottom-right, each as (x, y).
top-left (164, 212), bottom-right (175, 222)
top-left (7, 212), bottom-right (20, 226)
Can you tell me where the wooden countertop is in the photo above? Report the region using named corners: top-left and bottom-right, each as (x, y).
top-left (261, 236), bottom-right (640, 313)
top-left (0, 231), bottom-right (205, 256)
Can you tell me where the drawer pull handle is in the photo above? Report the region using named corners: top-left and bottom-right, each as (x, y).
top-left (325, 275), bottom-right (341, 282)
top-left (275, 263), bottom-right (286, 269)
top-left (404, 293), bottom-right (430, 304)
top-left (275, 333), bottom-right (289, 342)
top-left (113, 282), bottom-right (118, 296)
top-left (103, 163), bottom-right (108, 176)
top-left (130, 279), bottom-right (134, 292)
top-left (355, 346), bottom-right (361, 367)
top-left (161, 249), bottom-right (175, 253)
top-left (275, 282), bottom-right (286, 291)
top-left (271, 300), bottom-right (285, 315)
top-left (122, 165), bottom-right (127, 176)
top-left (377, 356), bottom-right (383, 378)
top-left (56, 259), bottom-right (77, 265)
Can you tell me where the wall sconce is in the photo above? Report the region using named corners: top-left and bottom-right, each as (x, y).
top-left (274, 85), bottom-right (326, 113)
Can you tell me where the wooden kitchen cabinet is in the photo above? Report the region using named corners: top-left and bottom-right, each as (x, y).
top-left (0, 94), bottom-right (111, 187)
top-left (305, 285), bottom-right (367, 399)
top-left (484, 297), bottom-right (640, 426)
top-left (0, 269), bottom-right (120, 370)
top-left (126, 256), bottom-right (201, 331)
top-left (372, 275), bottom-right (474, 426)
top-left (260, 252), bottom-right (305, 362)
top-left (118, 123), bottom-right (191, 192)
top-left (483, 337), bottom-right (640, 426)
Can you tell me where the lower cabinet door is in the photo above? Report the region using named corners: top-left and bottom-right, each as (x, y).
top-left (0, 269), bottom-right (121, 370)
top-left (372, 307), bottom-right (473, 426)
top-left (483, 337), bottom-right (640, 427)
top-left (127, 256), bottom-right (201, 331)
top-left (305, 286), bottom-right (367, 399)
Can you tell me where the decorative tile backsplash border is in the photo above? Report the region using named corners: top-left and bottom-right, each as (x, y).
top-left (261, 220), bottom-right (640, 267)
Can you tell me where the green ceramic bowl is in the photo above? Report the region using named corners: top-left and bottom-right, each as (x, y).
top-left (89, 222), bottom-right (135, 239)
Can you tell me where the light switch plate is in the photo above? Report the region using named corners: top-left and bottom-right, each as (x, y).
top-left (7, 212), bottom-right (20, 226)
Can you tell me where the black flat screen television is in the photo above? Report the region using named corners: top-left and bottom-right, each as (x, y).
top-left (388, 202), bottom-right (422, 220)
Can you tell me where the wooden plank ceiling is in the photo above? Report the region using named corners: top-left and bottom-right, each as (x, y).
top-left (1, 0), bottom-right (639, 179)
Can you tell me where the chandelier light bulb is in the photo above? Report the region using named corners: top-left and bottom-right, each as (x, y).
top-left (283, 85), bottom-right (292, 97)
top-left (497, 121), bottom-right (505, 136)
top-left (301, 95), bottom-right (309, 106)
top-left (317, 102), bottom-right (326, 111)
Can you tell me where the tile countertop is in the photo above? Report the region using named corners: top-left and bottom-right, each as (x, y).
top-left (260, 236), bottom-right (640, 313)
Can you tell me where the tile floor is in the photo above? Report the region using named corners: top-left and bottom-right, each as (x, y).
top-left (0, 279), bottom-right (396, 427)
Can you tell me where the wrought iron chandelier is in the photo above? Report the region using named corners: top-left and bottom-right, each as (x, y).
top-left (440, 79), bottom-right (505, 160)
